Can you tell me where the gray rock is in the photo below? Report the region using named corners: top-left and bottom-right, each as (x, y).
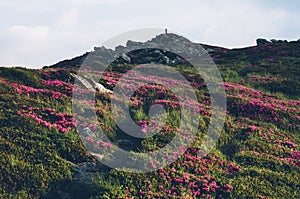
top-left (81, 127), bottom-right (97, 138)
top-left (90, 79), bottom-right (113, 94)
top-left (71, 72), bottom-right (113, 94)
top-left (163, 55), bottom-right (170, 64)
top-left (121, 53), bottom-right (131, 63)
top-left (70, 73), bottom-right (94, 90)
top-left (256, 38), bottom-right (270, 46)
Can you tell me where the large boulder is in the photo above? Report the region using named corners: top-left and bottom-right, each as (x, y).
top-left (256, 38), bottom-right (270, 46)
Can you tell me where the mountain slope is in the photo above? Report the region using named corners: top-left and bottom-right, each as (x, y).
top-left (1, 34), bottom-right (299, 198)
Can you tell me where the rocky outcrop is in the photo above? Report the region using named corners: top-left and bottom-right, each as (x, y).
top-left (256, 38), bottom-right (270, 46)
top-left (70, 73), bottom-right (113, 94)
top-left (46, 33), bottom-right (216, 70)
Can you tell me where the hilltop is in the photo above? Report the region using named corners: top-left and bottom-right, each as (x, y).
top-left (46, 34), bottom-right (300, 99)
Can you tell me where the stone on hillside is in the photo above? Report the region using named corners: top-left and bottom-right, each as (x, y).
top-left (81, 127), bottom-right (96, 138)
top-left (70, 73), bottom-right (94, 90)
top-left (256, 38), bottom-right (270, 46)
top-left (71, 72), bottom-right (113, 94)
top-left (90, 79), bottom-right (113, 94)
top-left (121, 53), bottom-right (131, 63)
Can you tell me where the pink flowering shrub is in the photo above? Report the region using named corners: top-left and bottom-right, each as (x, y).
top-left (17, 106), bottom-right (75, 133)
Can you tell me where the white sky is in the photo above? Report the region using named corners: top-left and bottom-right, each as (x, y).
top-left (0, 0), bottom-right (299, 68)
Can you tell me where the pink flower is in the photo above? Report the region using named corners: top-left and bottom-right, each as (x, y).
top-left (139, 191), bottom-right (145, 195)
top-left (87, 138), bottom-right (94, 142)
top-left (170, 167), bottom-right (176, 172)
top-left (224, 184), bottom-right (233, 192)
top-left (249, 125), bottom-right (257, 131)
top-left (102, 142), bottom-right (113, 148)
top-left (141, 127), bottom-right (147, 134)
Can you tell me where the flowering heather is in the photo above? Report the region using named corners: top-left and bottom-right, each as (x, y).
top-left (17, 107), bottom-right (75, 133)
top-left (225, 82), bottom-right (300, 128)
top-left (1, 38), bottom-right (300, 198)
top-left (1, 78), bottom-right (69, 100)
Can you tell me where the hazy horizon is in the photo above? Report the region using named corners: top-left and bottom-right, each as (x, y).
top-left (1, 0), bottom-right (299, 68)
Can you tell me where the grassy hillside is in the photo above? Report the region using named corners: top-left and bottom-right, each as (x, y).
top-left (0, 40), bottom-right (299, 198)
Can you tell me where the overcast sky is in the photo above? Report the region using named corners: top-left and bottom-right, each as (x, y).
top-left (0, 0), bottom-right (299, 68)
